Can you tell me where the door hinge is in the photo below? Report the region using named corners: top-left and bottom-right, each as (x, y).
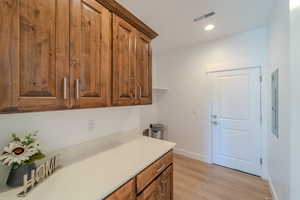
top-left (259, 76), bottom-right (263, 83)
top-left (260, 114), bottom-right (263, 124)
top-left (260, 158), bottom-right (263, 165)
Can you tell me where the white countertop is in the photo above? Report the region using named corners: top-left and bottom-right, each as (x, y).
top-left (0, 137), bottom-right (176, 200)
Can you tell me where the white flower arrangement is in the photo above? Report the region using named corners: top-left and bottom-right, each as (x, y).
top-left (0, 132), bottom-right (45, 169)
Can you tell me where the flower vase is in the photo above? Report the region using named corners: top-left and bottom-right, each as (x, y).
top-left (6, 163), bottom-right (36, 188)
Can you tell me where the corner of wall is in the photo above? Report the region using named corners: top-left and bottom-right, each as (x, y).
top-left (266, 170), bottom-right (280, 200)
top-left (173, 147), bottom-right (211, 163)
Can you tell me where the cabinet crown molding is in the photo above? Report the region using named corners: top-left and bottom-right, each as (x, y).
top-left (96, 0), bottom-right (158, 39)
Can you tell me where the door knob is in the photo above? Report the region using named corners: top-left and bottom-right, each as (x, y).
top-left (212, 115), bottom-right (217, 119)
top-left (212, 121), bottom-right (218, 125)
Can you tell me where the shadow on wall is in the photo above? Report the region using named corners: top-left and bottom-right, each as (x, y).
top-left (0, 166), bottom-right (10, 191)
top-left (0, 129), bottom-right (141, 192)
top-left (0, 107), bottom-right (142, 191)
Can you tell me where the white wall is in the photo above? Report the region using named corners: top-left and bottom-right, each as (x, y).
top-left (290, 1), bottom-right (300, 200)
top-left (0, 107), bottom-right (143, 185)
top-left (156, 28), bottom-right (268, 163)
top-left (0, 107), bottom-right (141, 152)
top-left (267, 0), bottom-right (291, 199)
top-left (0, 101), bottom-right (159, 188)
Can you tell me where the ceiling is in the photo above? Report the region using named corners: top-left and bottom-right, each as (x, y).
top-left (117, 0), bottom-right (274, 53)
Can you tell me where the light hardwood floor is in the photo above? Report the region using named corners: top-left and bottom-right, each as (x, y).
top-left (173, 154), bottom-right (272, 200)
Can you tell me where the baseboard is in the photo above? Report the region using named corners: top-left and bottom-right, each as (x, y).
top-left (173, 147), bottom-right (210, 163)
top-left (266, 172), bottom-right (279, 200)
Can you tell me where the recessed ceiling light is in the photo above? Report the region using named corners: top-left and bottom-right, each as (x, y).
top-left (204, 24), bottom-right (215, 31)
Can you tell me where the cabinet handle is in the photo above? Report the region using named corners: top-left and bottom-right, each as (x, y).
top-left (63, 77), bottom-right (68, 100)
top-left (139, 85), bottom-right (142, 99)
top-left (156, 164), bottom-right (166, 174)
top-left (76, 79), bottom-right (80, 100)
top-left (136, 83), bottom-right (142, 99)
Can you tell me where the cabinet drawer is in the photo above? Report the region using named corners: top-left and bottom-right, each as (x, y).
top-left (105, 179), bottom-right (135, 200)
top-left (137, 151), bottom-right (173, 193)
top-left (137, 165), bottom-right (173, 200)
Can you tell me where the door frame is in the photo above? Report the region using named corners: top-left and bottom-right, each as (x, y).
top-left (208, 66), bottom-right (265, 177)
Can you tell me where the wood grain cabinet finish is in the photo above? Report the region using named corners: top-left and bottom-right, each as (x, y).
top-left (105, 179), bottom-right (135, 200)
top-left (105, 151), bottom-right (174, 200)
top-left (158, 165), bottom-right (173, 200)
top-left (137, 166), bottom-right (173, 200)
top-left (0, 0), bottom-right (157, 113)
top-left (136, 151), bottom-right (173, 193)
top-left (112, 15), bottom-right (153, 106)
top-left (135, 32), bottom-right (152, 105)
top-left (136, 178), bottom-right (160, 200)
top-left (0, 0), bottom-right (70, 113)
top-left (112, 15), bottom-right (136, 106)
top-left (70, 0), bottom-right (111, 108)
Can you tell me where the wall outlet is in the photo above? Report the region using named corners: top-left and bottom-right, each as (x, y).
top-left (88, 120), bottom-right (95, 132)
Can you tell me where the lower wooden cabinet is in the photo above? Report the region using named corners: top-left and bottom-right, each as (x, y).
top-left (137, 178), bottom-right (160, 200)
top-left (137, 166), bottom-right (173, 200)
top-left (158, 165), bottom-right (173, 200)
top-left (105, 179), bottom-right (135, 200)
top-left (104, 152), bottom-right (173, 200)
top-left (136, 151), bottom-right (173, 193)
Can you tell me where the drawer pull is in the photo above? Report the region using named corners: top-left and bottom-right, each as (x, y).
top-left (156, 164), bottom-right (166, 174)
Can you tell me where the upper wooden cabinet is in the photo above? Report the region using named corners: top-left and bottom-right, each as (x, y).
top-left (112, 15), bottom-right (136, 106)
top-left (0, 0), bottom-right (157, 113)
top-left (112, 15), bottom-right (152, 106)
top-left (135, 32), bottom-right (152, 105)
top-left (70, 0), bottom-right (111, 109)
top-left (0, 0), bottom-right (70, 112)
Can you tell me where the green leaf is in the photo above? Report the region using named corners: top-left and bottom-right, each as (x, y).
top-left (24, 153), bottom-right (46, 165)
top-left (12, 163), bottom-right (21, 169)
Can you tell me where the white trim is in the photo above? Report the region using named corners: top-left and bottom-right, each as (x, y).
top-left (266, 172), bottom-right (280, 200)
top-left (209, 67), bottom-right (263, 177)
top-left (206, 65), bottom-right (261, 73)
top-left (173, 147), bottom-right (211, 163)
top-left (260, 65), bottom-right (268, 179)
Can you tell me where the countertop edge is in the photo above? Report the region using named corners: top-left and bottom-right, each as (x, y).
top-left (99, 142), bottom-right (176, 199)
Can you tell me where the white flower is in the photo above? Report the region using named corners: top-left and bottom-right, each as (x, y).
top-left (27, 141), bottom-right (40, 150)
top-left (0, 142), bottom-right (38, 166)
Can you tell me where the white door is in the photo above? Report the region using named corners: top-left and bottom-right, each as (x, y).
top-left (211, 68), bottom-right (261, 176)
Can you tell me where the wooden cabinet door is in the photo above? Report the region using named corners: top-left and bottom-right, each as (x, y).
top-left (138, 165), bottom-right (173, 200)
top-left (70, 0), bottom-right (111, 108)
top-left (135, 32), bottom-right (152, 105)
top-left (105, 179), bottom-right (135, 200)
top-left (137, 178), bottom-right (160, 200)
top-left (159, 165), bottom-right (173, 200)
top-left (0, 0), bottom-right (70, 113)
top-left (112, 14), bottom-right (136, 106)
